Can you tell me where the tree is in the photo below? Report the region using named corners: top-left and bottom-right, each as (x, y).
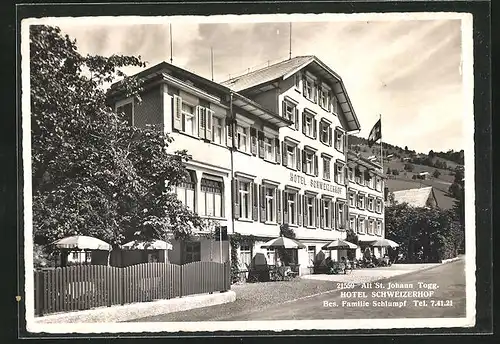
top-left (30, 26), bottom-right (202, 248)
top-left (385, 203), bottom-right (463, 262)
top-left (278, 224), bottom-right (297, 265)
top-left (432, 169), bottom-right (441, 178)
top-left (404, 146), bottom-right (408, 152)
top-left (392, 169), bottom-right (399, 176)
top-left (404, 163), bottom-right (414, 172)
top-left (428, 150), bottom-right (435, 158)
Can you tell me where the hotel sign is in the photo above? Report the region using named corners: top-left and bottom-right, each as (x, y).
top-left (289, 172), bottom-right (344, 195)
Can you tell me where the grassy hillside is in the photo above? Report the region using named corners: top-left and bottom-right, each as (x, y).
top-left (347, 135), bottom-right (462, 210)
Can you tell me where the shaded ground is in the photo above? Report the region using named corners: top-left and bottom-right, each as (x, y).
top-left (130, 259), bottom-right (465, 322)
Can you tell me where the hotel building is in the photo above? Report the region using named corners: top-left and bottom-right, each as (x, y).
top-left (108, 55), bottom-right (384, 275)
top-left (346, 151), bottom-right (386, 259)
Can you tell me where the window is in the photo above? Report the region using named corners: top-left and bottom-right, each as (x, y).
top-left (284, 101), bottom-right (295, 122)
top-left (348, 167), bottom-right (355, 181)
top-left (239, 181), bottom-right (251, 220)
top-left (358, 218), bottom-right (365, 234)
top-left (116, 101), bottom-right (133, 126)
top-left (304, 151), bottom-right (314, 175)
top-left (349, 216), bottom-right (356, 232)
top-left (265, 186), bottom-right (276, 222)
top-left (319, 121), bottom-right (331, 145)
top-left (349, 192), bottom-right (355, 207)
top-left (376, 177), bottom-right (382, 191)
top-left (182, 103), bottom-right (196, 135)
top-left (322, 199), bottom-right (332, 229)
top-left (306, 196), bottom-right (315, 227)
top-left (286, 144), bottom-right (296, 167)
top-left (304, 114), bottom-right (314, 137)
top-left (334, 130), bottom-right (344, 151)
top-left (264, 136), bottom-right (274, 161)
top-left (368, 219), bottom-right (375, 235)
top-left (323, 157), bottom-right (331, 180)
top-left (212, 116), bottom-right (224, 145)
top-left (336, 202), bottom-right (346, 229)
top-left (287, 192), bottom-right (297, 225)
top-left (376, 199), bottom-right (383, 213)
top-left (307, 246), bottom-right (316, 266)
top-left (332, 96), bottom-right (340, 114)
top-left (236, 125), bottom-right (250, 153)
top-left (357, 194), bottom-right (365, 209)
top-left (176, 171), bottom-right (196, 211)
top-left (239, 245), bottom-right (252, 268)
top-left (294, 73), bottom-right (301, 90)
top-left (355, 168), bottom-right (361, 184)
top-left (200, 177), bottom-right (223, 217)
top-left (266, 248), bottom-right (276, 265)
top-left (376, 221), bottom-right (382, 236)
top-left (184, 242), bottom-right (201, 263)
top-left (367, 197), bottom-right (374, 212)
top-left (304, 78), bottom-right (314, 101)
top-left (334, 163), bottom-right (344, 185)
top-left (319, 88), bottom-right (330, 110)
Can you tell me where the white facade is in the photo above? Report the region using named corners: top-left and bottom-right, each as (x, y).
top-left (346, 151), bottom-right (386, 259)
top-left (110, 57), bottom-right (384, 275)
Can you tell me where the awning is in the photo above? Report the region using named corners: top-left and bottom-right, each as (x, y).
top-left (121, 239), bottom-right (173, 250)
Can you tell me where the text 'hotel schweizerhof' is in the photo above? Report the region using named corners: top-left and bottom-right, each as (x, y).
top-left (107, 56), bottom-right (387, 276)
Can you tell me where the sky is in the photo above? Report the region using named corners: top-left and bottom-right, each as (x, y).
top-left (53, 15), bottom-right (468, 153)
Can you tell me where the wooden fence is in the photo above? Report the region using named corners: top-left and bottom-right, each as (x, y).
top-left (34, 261), bottom-right (231, 316)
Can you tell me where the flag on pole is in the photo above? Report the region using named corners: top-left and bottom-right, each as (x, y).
top-left (367, 119), bottom-right (381, 147)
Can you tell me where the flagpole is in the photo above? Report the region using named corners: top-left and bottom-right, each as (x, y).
top-left (379, 114), bottom-right (383, 174)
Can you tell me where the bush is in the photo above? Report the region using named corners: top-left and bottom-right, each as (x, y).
top-left (404, 163), bottom-right (414, 172)
top-left (392, 169), bottom-right (399, 176)
top-left (433, 169), bottom-right (441, 178)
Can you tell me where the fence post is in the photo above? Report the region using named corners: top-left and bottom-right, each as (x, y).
top-left (35, 270), bottom-right (44, 316)
top-left (179, 264), bottom-right (183, 298)
top-left (120, 266), bottom-right (125, 305)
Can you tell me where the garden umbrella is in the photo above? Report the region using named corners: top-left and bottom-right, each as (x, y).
top-left (52, 235), bottom-right (112, 251)
top-left (368, 238), bottom-right (400, 248)
top-left (322, 239), bottom-right (358, 250)
top-left (260, 236), bottom-right (306, 249)
top-left (121, 239), bottom-right (173, 250)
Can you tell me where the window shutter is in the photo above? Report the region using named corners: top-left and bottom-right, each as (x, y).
top-left (343, 203), bottom-right (348, 227)
top-left (282, 190), bottom-right (288, 224)
top-left (250, 128), bottom-right (257, 155)
top-left (282, 142), bottom-right (288, 166)
top-left (173, 95), bottom-right (183, 131)
top-left (252, 183), bottom-right (259, 221)
top-left (260, 185), bottom-right (266, 222)
top-left (226, 119), bottom-right (233, 148)
top-left (332, 201), bottom-right (336, 230)
top-left (315, 198), bottom-right (320, 228)
top-left (297, 194), bottom-right (302, 226)
top-left (314, 155), bottom-right (319, 176)
top-left (277, 190), bottom-right (282, 224)
top-left (328, 127), bottom-right (332, 146)
top-left (302, 150), bottom-right (307, 173)
top-left (233, 179), bottom-right (240, 219)
top-left (198, 107), bottom-right (206, 139)
top-left (294, 108), bottom-right (299, 130)
top-left (320, 199), bottom-right (324, 229)
top-left (344, 166), bottom-right (349, 186)
top-left (333, 162), bottom-right (338, 183)
top-left (282, 101), bottom-right (286, 118)
top-left (206, 109), bottom-right (213, 141)
top-left (275, 138), bottom-right (281, 164)
top-left (302, 76), bottom-right (307, 94)
top-left (313, 119), bottom-right (317, 139)
top-left (302, 112), bottom-right (307, 135)
top-left (258, 131), bottom-right (265, 158)
top-left (296, 147), bottom-right (301, 171)
top-left (328, 201), bottom-right (333, 229)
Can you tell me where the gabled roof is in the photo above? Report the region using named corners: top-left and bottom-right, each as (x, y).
top-left (221, 55), bottom-right (361, 132)
top-left (392, 187), bottom-right (439, 208)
